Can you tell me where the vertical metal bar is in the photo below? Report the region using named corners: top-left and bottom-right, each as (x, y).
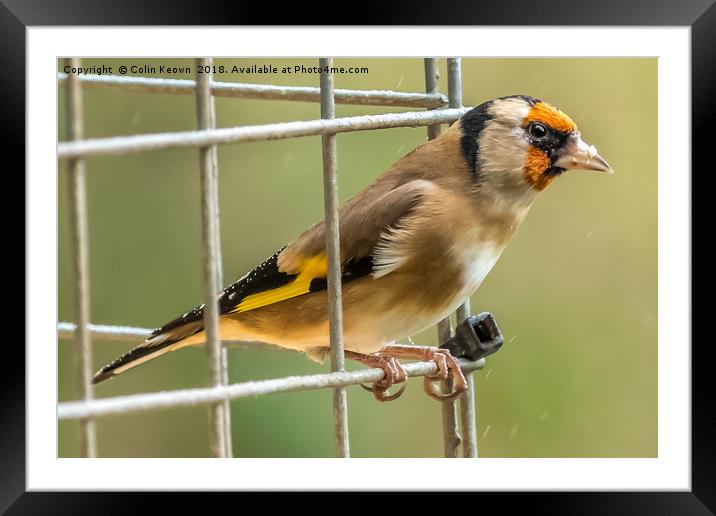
top-left (447, 58), bottom-right (462, 110)
top-left (423, 58), bottom-right (442, 140)
top-left (457, 300), bottom-right (478, 458)
top-left (447, 56), bottom-right (479, 458)
top-left (195, 57), bottom-right (231, 458)
top-left (424, 58), bottom-right (461, 458)
top-left (319, 57), bottom-right (350, 458)
top-left (207, 60), bottom-right (233, 458)
top-left (63, 57), bottom-right (97, 458)
top-left (437, 318), bottom-right (461, 457)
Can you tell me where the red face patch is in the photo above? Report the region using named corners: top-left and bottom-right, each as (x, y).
top-left (525, 102), bottom-right (577, 134)
top-left (524, 147), bottom-right (555, 191)
top-left (522, 101), bottom-right (577, 191)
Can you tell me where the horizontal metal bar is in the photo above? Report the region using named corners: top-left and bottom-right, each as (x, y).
top-left (58, 358), bottom-right (485, 421)
top-left (57, 73), bottom-right (448, 109)
top-left (58, 322), bottom-right (151, 341)
top-left (57, 108), bottom-right (469, 160)
top-left (57, 322), bottom-right (290, 352)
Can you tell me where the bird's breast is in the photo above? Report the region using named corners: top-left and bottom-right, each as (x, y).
top-left (375, 240), bottom-right (504, 342)
top-left (456, 242), bottom-right (503, 295)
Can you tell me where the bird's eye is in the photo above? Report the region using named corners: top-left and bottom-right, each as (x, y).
top-left (529, 123), bottom-right (547, 139)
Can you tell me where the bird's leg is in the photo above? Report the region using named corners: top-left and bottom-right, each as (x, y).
top-left (344, 350), bottom-right (408, 402)
top-left (377, 344), bottom-right (467, 401)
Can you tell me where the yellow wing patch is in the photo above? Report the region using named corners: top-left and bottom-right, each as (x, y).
top-left (525, 101), bottom-right (577, 133)
top-left (229, 253), bottom-right (328, 313)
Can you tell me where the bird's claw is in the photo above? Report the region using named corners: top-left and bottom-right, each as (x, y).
top-left (354, 355), bottom-right (408, 402)
top-left (421, 348), bottom-right (467, 401)
top-left (426, 350), bottom-right (449, 381)
top-left (361, 381), bottom-right (407, 402)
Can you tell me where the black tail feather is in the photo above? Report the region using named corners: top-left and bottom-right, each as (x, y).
top-left (92, 340), bottom-right (175, 384)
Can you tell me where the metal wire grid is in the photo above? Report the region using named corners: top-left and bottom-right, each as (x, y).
top-left (57, 57), bottom-right (485, 458)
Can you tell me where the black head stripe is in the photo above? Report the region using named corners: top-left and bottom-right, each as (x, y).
top-left (460, 95), bottom-right (542, 177)
top-left (500, 94), bottom-right (540, 106)
top-left (459, 100), bottom-right (493, 176)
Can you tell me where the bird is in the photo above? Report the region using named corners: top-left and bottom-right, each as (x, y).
top-left (92, 94), bottom-right (612, 402)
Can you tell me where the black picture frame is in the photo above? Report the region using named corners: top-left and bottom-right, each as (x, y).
top-left (10, 0), bottom-right (709, 513)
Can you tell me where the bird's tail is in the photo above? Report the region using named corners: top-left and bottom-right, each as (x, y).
top-left (92, 321), bottom-right (203, 384)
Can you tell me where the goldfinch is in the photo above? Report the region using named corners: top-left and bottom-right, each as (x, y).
top-left (93, 95), bottom-right (612, 402)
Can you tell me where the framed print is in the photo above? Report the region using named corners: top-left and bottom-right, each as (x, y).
top-left (11, 0), bottom-right (710, 512)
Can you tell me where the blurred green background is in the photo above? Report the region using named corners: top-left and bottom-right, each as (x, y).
top-left (58, 58), bottom-right (657, 458)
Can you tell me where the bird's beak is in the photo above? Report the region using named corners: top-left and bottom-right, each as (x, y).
top-left (553, 134), bottom-right (613, 174)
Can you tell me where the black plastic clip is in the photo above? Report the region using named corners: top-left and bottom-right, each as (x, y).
top-left (438, 312), bottom-right (504, 361)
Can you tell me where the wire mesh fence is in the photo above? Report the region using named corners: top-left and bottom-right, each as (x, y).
top-left (57, 57), bottom-right (491, 458)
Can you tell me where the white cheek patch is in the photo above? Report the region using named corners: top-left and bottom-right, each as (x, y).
top-left (478, 99), bottom-right (531, 175)
top-left (478, 121), bottom-right (529, 175)
top-left (474, 99), bottom-right (534, 194)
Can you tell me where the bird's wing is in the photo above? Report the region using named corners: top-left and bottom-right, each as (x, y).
top-left (148, 179), bottom-right (434, 337)
top-left (93, 179), bottom-right (435, 383)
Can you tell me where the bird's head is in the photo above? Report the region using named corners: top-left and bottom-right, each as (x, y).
top-left (459, 95), bottom-right (612, 197)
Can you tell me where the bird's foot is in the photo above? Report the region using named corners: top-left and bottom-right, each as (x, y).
top-left (379, 345), bottom-right (467, 402)
top-left (422, 348), bottom-right (466, 401)
top-left (345, 351), bottom-right (408, 402)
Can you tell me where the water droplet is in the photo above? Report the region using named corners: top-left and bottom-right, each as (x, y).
top-left (482, 425), bottom-right (490, 438)
top-left (509, 425), bottom-right (519, 438)
top-left (539, 411), bottom-right (548, 421)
